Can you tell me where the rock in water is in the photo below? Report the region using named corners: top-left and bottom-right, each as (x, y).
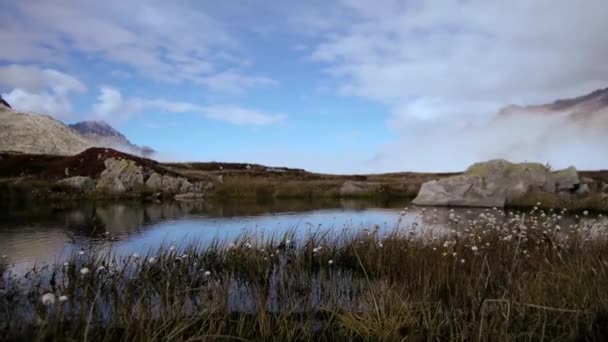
top-left (413, 159), bottom-right (582, 208)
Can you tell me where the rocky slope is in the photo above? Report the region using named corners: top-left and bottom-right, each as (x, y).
top-left (0, 105), bottom-right (91, 155)
top-left (0, 98), bottom-right (155, 156)
top-left (69, 121), bottom-right (155, 157)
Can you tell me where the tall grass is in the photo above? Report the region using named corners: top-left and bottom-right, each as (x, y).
top-left (1, 208), bottom-right (608, 341)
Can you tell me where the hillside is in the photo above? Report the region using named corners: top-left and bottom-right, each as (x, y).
top-left (0, 105), bottom-right (90, 155)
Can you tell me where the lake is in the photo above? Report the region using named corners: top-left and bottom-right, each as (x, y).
top-left (0, 198), bottom-right (589, 268)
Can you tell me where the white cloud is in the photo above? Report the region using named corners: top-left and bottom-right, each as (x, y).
top-left (2, 88), bottom-right (74, 118)
top-left (0, 64), bottom-right (86, 118)
top-left (304, 0), bottom-right (608, 171)
top-left (196, 71), bottom-right (278, 94)
top-left (92, 87), bottom-right (125, 118)
top-left (2, 0), bottom-right (275, 93)
top-left (90, 87), bottom-right (284, 126)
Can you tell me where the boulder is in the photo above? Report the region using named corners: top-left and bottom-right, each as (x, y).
top-left (550, 166), bottom-right (580, 192)
top-left (413, 159), bottom-right (583, 208)
top-left (576, 183), bottom-right (591, 195)
top-left (56, 176), bottom-right (95, 193)
top-left (413, 175), bottom-right (508, 208)
top-left (340, 181), bottom-right (375, 197)
top-left (96, 158), bottom-right (144, 193)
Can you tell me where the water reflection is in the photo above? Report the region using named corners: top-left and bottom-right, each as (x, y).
top-left (0, 198), bottom-right (411, 266)
top-left (0, 199), bottom-right (601, 268)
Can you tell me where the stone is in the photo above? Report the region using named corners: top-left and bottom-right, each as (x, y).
top-left (56, 176), bottom-right (95, 193)
top-left (413, 175), bottom-right (508, 208)
top-left (576, 183), bottom-right (591, 195)
top-left (340, 181), bottom-right (375, 196)
top-left (550, 166), bottom-right (580, 192)
top-left (413, 159), bottom-right (583, 208)
top-left (96, 158), bottom-right (144, 193)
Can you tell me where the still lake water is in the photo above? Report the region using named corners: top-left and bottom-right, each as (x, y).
top-left (0, 198), bottom-right (589, 268)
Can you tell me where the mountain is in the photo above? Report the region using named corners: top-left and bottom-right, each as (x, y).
top-left (0, 106), bottom-right (90, 155)
top-left (69, 121), bottom-right (155, 157)
top-left (0, 103), bottom-right (155, 157)
top-left (498, 87), bottom-right (608, 120)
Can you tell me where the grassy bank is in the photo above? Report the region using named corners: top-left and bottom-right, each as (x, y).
top-left (2, 208), bottom-right (608, 341)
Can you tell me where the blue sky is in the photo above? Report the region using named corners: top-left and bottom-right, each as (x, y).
top-left (1, 1), bottom-right (607, 173)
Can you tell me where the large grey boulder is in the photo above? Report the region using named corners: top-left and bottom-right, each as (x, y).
top-left (56, 176), bottom-right (95, 193)
top-left (413, 175), bottom-right (508, 208)
top-left (96, 158), bottom-right (144, 193)
top-left (413, 159), bottom-right (582, 208)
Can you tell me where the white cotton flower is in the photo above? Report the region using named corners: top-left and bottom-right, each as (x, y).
top-left (59, 295), bottom-right (68, 302)
top-left (204, 271), bottom-right (211, 276)
top-left (97, 266), bottom-right (105, 272)
top-left (63, 262), bottom-right (69, 267)
top-left (169, 245), bottom-right (176, 252)
top-left (328, 260), bottom-right (334, 265)
top-left (583, 210), bottom-right (589, 216)
top-left (80, 267), bottom-right (90, 275)
top-left (132, 253), bottom-right (140, 259)
top-left (471, 246), bottom-right (478, 252)
top-left (181, 254), bottom-right (188, 259)
top-left (78, 250), bottom-right (85, 255)
top-left (41, 293), bottom-right (56, 306)
top-left (460, 259), bottom-right (466, 264)
top-left (148, 257), bottom-right (156, 264)
top-left (378, 243), bottom-right (384, 248)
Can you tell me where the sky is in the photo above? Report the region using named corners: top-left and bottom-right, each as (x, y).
top-left (1, 0), bottom-right (607, 173)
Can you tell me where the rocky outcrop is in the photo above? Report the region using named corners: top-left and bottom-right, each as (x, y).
top-left (413, 159), bottom-right (588, 208)
top-left (56, 176), bottom-right (95, 193)
top-left (96, 158), bottom-right (144, 193)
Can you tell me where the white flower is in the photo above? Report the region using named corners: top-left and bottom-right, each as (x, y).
top-left (443, 241), bottom-right (450, 248)
top-left (97, 266), bottom-right (105, 272)
top-left (78, 250), bottom-right (85, 255)
top-left (378, 243), bottom-right (384, 248)
top-left (285, 239), bottom-right (291, 245)
top-left (63, 262), bottom-right (69, 267)
top-left (452, 252), bottom-right (457, 257)
top-left (181, 254), bottom-right (188, 259)
top-left (58, 295), bottom-right (68, 302)
top-left (328, 260), bottom-right (334, 265)
top-left (80, 267), bottom-right (90, 275)
top-left (204, 271), bottom-right (211, 276)
top-left (228, 242), bottom-right (236, 249)
top-left (583, 210), bottom-right (589, 216)
top-left (471, 246), bottom-right (478, 252)
top-left (41, 293), bottom-right (56, 306)
top-left (460, 259), bottom-right (466, 264)
top-left (148, 257), bottom-right (156, 264)
top-left (132, 253), bottom-right (140, 259)
top-left (169, 245), bottom-right (176, 252)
